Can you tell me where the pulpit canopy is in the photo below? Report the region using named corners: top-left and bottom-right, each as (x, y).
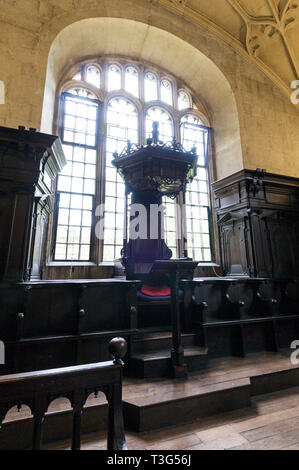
top-left (112, 122), bottom-right (198, 198)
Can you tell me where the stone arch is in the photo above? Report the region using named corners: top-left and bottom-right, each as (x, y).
top-left (41, 17), bottom-right (243, 180)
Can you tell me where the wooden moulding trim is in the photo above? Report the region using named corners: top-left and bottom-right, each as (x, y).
top-left (5, 329), bottom-right (138, 346)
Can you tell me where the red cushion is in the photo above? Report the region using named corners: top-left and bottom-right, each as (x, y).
top-left (141, 285), bottom-right (171, 297)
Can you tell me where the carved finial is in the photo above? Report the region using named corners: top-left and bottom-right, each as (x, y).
top-left (255, 168), bottom-right (266, 178)
top-left (78, 308), bottom-right (85, 318)
top-left (109, 337), bottom-right (127, 365)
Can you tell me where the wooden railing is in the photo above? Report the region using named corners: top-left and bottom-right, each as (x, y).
top-left (0, 337), bottom-right (127, 450)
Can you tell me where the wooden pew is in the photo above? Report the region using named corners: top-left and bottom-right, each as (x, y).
top-left (182, 277), bottom-right (299, 358)
top-left (0, 337), bottom-right (127, 450)
top-left (0, 279), bottom-right (139, 375)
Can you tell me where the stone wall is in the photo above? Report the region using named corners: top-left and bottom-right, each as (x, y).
top-left (0, 0), bottom-right (298, 180)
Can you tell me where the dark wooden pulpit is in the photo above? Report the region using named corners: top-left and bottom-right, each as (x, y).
top-left (112, 123), bottom-right (199, 377)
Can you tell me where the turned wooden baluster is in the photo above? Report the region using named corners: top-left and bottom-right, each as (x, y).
top-left (32, 414), bottom-right (45, 450)
top-left (32, 397), bottom-right (47, 450)
top-left (126, 281), bottom-right (138, 362)
top-left (170, 271), bottom-right (187, 378)
top-left (71, 389), bottom-right (86, 451)
top-left (107, 337), bottom-right (127, 451)
top-left (0, 407), bottom-right (7, 441)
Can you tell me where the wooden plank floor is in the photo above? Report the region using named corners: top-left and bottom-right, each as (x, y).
top-left (44, 386), bottom-right (299, 450)
top-left (5, 350), bottom-right (299, 449)
top-left (122, 349), bottom-right (297, 405)
top-left (4, 350), bottom-right (296, 422)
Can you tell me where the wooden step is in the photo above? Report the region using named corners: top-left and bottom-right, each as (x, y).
top-left (251, 366), bottom-right (299, 396)
top-left (133, 331), bottom-right (197, 354)
top-left (123, 377), bottom-right (251, 432)
top-left (137, 326), bottom-right (171, 336)
top-left (130, 347), bottom-right (208, 378)
top-left (2, 350), bottom-right (299, 447)
top-left (123, 349), bottom-right (299, 431)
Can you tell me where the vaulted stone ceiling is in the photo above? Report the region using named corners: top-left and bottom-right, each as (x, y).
top-left (1, 0), bottom-right (298, 103)
top-left (155, 0), bottom-right (299, 98)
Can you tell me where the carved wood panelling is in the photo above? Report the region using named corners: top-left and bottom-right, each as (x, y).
top-left (213, 170), bottom-right (299, 278)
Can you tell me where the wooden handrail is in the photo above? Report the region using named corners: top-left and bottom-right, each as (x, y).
top-left (0, 337), bottom-right (128, 451)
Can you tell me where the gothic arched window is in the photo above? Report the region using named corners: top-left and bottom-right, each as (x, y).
top-left (54, 59), bottom-right (212, 263)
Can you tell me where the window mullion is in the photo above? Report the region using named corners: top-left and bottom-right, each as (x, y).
top-left (94, 101), bottom-right (105, 264)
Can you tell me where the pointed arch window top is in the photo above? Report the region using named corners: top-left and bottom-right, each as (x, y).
top-left (181, 114), bottom-right (203, 126)
top-left (86, 65), bottom-right (101, 88)
top-left (160, 79), bottom-right (173, 106)
top-left (125, 66), bottom-right (139, 98)
top-left (145, 106), bottom-right (173, 143)
top-left (107, 97), bottom-right (138, 146)
top-left (67, 88), bottom-right (97, 99)
top-left (108, 64), bottom-right (121, 91)
top-left (178, 90), bottom-right (191, 110)
top-left (144, 72), bottom-right (158, 102)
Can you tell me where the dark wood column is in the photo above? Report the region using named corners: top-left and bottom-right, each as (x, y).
top-left (0, 126), bottom-right (65, 282)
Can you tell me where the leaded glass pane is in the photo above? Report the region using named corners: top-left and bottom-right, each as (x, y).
top-left (54, 92), bottom-right (98, 261)
top-left (103, 97), bottom-right (138, 261)
top-left (182, 114), bottom-right (211, 262)
top-left (107, 64), bottom-right (121, 91)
